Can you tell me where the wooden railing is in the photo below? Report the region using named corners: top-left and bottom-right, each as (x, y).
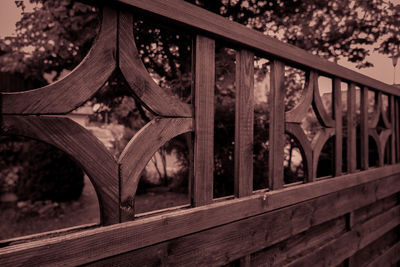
top-left (1, 1), bottom-right (400, 266)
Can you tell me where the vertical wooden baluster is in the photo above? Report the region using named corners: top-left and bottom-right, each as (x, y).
top-left (240, 255), bottom-right (251, 267)
top-left (333, 78), bottom-right (342, 176)
top-left (347, 83), bottom-right (356, 173)
top-left (390, 95), bottom-right (396, 164)
top-left (360, 86), bottom-right (369, 170)
top-left (235, 49), bottom-right (254, 197)
top-left (193, 35), bottom-right (215, 206)
top-left (396, 98), bottom-right (400, 163)
top-left (268, 60), bottom-right (285, 190)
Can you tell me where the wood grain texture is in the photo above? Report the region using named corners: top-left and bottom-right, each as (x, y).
top-left (365, 241), bottom-right (400, 267)
top-left (347, 83), bottom-right (357, 173)
top-left (397, 98), bottom-right (400, 162)
top-left (234, 49), bottom-right (254, 197)
top-left (333, 78), bottom-right (342, 176)
top-left (268, 60), bottom-right (285, 190)
top-left (285, 123), bottom-right (313, 182)
top-left (118, 117), bottom-right (193, 221)
top-left (285, 71), bottom-right (314, 123)
top-left (1, 7), bottom-right (116, 114)
top-left (360, 86), bottom-right (369, 170)
top-left (1, 163), bottom-right (398, 266)
top-left (250, 216), bottom-right (346, 266)
top-left (193, 35), bottom-right (215, 206)
top-left (390, 95), bottom-right (396, 164)
top-left (1, 115), bottom-right (119, 225)
top-left (118, 10), bottom-right (192, 117)
top-left (312, 73), bottom-right (334, 128)
top-left (286, 205), bottom-right (400, 267)
top-left (82, 174), bottom-right (400, 267)
top-left (105, 0), bottom-right (400, 97)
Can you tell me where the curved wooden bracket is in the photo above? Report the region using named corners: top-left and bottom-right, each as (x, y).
top-left (285, 123), bottom-right (313, 182)
top-left (368, 91), bottom-right (382, 128)
top-left (1, 115), bottom-right (119, 225)
top-left (285, 71), bottom-right (314, 123)
top-left (311, 128), bottom-right (335, 178)
top-left (312, 72), bottom-right (334, 128)
top-left (380, 93), bottom-right (392, 129)
top-left (1, 7), bottom-right (117, 114)
top-left (118, 11), bottom-right (192, 118)
top-left (118, 117), bottom-right (193, 221)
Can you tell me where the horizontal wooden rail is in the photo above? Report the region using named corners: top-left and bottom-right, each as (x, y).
top-left (104, 0), bottom-right (400, 96)
top-left (1, 164), bottom-right (399, 266)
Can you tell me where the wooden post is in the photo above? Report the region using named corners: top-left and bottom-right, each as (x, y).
top-left (235, 49), bottom-right (254, 197)
top-left (347, 83), bottom-right (357, 173)
top-left (268, 60), bottom-right (285, 190)
top-left (333, 78), bottom-right (342, 176)
top-left (390, 95), bottom-right (396, 164)
top-left (360, 86), bottom-right (369, 170)
top-left (193, 35), bottom-right (215, 206)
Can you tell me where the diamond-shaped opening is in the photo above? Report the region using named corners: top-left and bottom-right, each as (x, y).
top-left (376, 116), bottom-right (387, 134)
top-left (316, 136), bottom-right (334, 178)
top-left (253, 56), bottom-right (270, 191)
top-left (301, 106), bottom-right (324, 142)
top-left (134, 133), bottom-right (191, 215)
top-left (317, 75), bottom-right (333, 118)
top-left (0, 2), bottom-right (100, 91)
top-left (284, 134), bottom-right (305, 185)
top-left (68, 69), bottom-right (154, 159)
top-left (284, 65), bottom-right (306, 112)
top-left (214, 43), bottom-right (236, 199)
top-left (132, 13), bottom-right (192, 103)
top-left (0, 136), bottom-right (100, 241)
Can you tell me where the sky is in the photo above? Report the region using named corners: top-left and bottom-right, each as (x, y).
top-left (0, 1), bottom-right (399, 85)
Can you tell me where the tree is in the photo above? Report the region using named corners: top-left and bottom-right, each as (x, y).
top-left (1, 0), bottom-right (399, 196)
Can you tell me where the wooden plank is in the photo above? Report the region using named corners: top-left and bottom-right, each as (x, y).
top-left (360, 86), bottom-right (369, 170)
top-left (0, 169), bottom-right (400, 266)
top-left (286, 205), bottom-right (400, 267)
top-left (1, 166), bottom-right (399, 266)
top-left (1, 115), bottom-right (119, 225)
top-left (365, 241), bottom-right (400, 267)
top-left (104, 0), bottom-right (400, 97)
top-left (1, 7), bottom-right (117, 114)
top-left (351, 226), bottom-right (399, 266)
top-left (390, 95), bottom-right (396, 164)
top-left (347, 83), bottom-right (357, 173)
top-left (118, 117), bottom-right (193, 221)
top-left (193, 35), bottom-right (215, 206)
top-left (397, 98), bottom-right (400, 162)
top-left (268, 60), bottom-right (285, 190)
top-left (85, 177), bottom-right (400, 267)
top-left (333, 78), bottom-right (342, 176)
top-left (250, 216), bottom-right (346, 266)
top-left (118, 10), bottom-right (192, 117)
top-left (234, 49), bottom-right (254, 197)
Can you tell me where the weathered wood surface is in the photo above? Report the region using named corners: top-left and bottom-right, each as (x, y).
top-left (268, 60), bottom-right (285, 189)
top-left (1, 115), bottom-right (119, 225)
top-left (118, 10), bottom-right (192, 117)
top-left (106, 0), bottom-right (400, 97)
top-left (1, 167), bottom-right (399, 266)
top-left (333, 78), bottom-right (342, 176)
top-left (193, 35), bottom-right (215, 206)
top-left (1, 7), bottom-right (116, 114)
top-left (234, 49), bottom-right (254, 197)
top-left (360, 86), bottom-right (369, 170)
top-left (119, 117), bottom-right (193, 221)
top-left (347, 83), bottom-right (357, 173)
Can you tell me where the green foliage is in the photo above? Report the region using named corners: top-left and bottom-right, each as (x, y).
top-left (0, 137), bottom-right (84, 202)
